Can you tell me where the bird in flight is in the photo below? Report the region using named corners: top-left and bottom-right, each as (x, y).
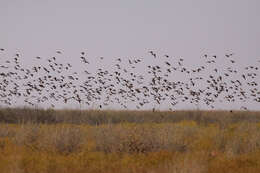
top-left (148, 50), bottom-right (156, 58)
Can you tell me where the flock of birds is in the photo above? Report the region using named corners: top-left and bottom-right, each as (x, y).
top-left (0, 48), bottom-right (259, 111)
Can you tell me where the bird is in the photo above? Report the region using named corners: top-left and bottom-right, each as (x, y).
top-left (148, 51), bottom-right (156, 58)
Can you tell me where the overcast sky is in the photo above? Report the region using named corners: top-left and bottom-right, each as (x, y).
top-left (0, 0), bottom-right (260, 110)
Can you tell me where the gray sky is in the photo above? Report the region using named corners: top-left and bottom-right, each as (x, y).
top-left (0, 0), bottom-right (260, 110)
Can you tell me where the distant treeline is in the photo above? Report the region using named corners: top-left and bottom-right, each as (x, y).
top-left (0, 107), bottom-right (260, 126)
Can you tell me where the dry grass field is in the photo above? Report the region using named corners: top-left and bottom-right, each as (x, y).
top-left (0, 108), bottom-right (260, 173)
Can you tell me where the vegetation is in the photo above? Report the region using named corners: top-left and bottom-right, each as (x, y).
top-left (1, 107), bottom-right (260, 125)
top-left (0, 108), bottom-right (260, 172)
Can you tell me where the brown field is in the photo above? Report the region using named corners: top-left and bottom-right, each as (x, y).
top-left (0, 108), bottom-right (260, 173)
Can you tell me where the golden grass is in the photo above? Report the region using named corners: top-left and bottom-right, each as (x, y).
top-left (1, 109), bottom-right (260, 172)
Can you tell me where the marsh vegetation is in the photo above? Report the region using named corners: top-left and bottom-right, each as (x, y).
top-left (0, 108), bottom-right (260, 173)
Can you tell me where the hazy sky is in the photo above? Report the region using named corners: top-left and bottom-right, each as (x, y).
top-left (1, 0), bottom-right (260, 59)
top-left (0, 0), bottom-right (260, 110)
